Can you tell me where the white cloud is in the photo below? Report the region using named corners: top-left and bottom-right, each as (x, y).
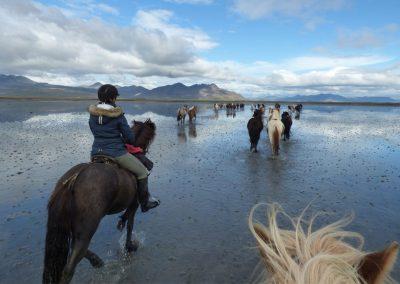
top-left (337, 25), bottom-right (399, 49)
top-left (0, 0), bottom-right (399, 99)
top-left (0, 1), bottom-right (216, 77)
top-left (233, 0), bottom-right (347, 29)
top-left (60, 0), bottom-right (119, 16)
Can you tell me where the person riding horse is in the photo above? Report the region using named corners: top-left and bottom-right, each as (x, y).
top-left (88, 84), bottom-right (160, 212)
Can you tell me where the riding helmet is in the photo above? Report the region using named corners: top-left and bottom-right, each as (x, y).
top-left (98, 84), bottom-right (119, 104)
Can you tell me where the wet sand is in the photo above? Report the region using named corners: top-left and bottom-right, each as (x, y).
top-left (0, 101), bottom-right (399, 283)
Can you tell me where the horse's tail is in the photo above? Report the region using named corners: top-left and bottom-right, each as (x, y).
top-left (273, 126), bottom-right (279, 155)
top-left (43, 166), bottom-right (84, 283)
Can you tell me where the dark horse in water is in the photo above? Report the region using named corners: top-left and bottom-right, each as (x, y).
top-left (247, 109), bottom-right (264, 152)
top-left (281, 111), bottom-right (292, 141)
top-left (43, 119), bottom-right (156, 284)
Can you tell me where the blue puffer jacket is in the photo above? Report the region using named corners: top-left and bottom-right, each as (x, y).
top-left (88, 104), bottom-right (135, 157)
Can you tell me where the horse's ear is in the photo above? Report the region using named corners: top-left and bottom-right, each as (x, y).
top-left (358, 241), bottom-right (398, 284)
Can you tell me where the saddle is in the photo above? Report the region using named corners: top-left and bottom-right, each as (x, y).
top-left (91, 154), bottom-right (153, 171)
top-left (91, 155), bottom-right (119, 165)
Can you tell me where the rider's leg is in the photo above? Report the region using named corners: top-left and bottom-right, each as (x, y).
top-left (115, 153), bottom-right (160, 212)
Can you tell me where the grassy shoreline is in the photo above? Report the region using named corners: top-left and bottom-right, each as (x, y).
top-left (0, 96), bottom-right (399, 107)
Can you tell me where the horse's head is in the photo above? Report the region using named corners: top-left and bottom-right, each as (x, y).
top-left (249, 203), bottom-right (399, 284)
top-left (253, 109), bottom-right (262, 118)
top-left (131, 119), bottom-right (156, 153)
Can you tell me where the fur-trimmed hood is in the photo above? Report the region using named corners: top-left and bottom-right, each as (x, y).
top-left (88, 104), bottom-right (123, 117)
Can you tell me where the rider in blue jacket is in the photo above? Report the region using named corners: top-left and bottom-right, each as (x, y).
top-left (88, 84), bottom-right (160, 212)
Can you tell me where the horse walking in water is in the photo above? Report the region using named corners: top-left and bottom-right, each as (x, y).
top-left (294, 103), bottom-right (303, 120)
top-left (177, 106), bottom-right (188, 124)
top-left (267, 108), bottom-right (284, 156)
top-left (249, 203), bottom-right (399, 284)
top-left (188, 106), bottom-right (198, 122)
top-left (247, 109), bottom-right (264, 152)
top-left (281, 111), bottom-right (292, 141)
top-left (43, 119), bottom-right (156, 284)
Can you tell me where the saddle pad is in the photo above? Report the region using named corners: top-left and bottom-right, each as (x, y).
top-left (91, 155), bottom-right (118, 165)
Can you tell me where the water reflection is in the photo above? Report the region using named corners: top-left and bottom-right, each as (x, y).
top-left (189, 123), bottom-right (197, 138)
top-left (176, 125), bottom-right (187, 143)
top-left (226, 109), bottom-right (236, 118)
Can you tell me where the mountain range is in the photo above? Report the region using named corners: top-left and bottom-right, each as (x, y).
top-left (0, 74), bottom-right (398, 102)
top-left (280, 93), bottom-right (398, 103)
top-left (0, 75), bottom-right (243, 100)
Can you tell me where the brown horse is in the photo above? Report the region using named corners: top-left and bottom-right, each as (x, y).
top-left (247, 109), bottom-right (264, 152)
top-left (188, 106), bottom-right (198, 122)
top-left (42, 119), bottom-right (156, 284)
top-left (249, 203), bottom-right (399, 284)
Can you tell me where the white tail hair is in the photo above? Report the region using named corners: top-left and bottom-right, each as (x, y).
top-left (248, 203), bottom-right (396, 284)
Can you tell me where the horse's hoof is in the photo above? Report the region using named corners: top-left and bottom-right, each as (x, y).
top-left (126, 240), bottom-right (139, 253)
top-left (117, 219), bottom-right (126, 231)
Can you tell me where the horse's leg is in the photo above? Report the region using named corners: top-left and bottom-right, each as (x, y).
top-left (125, 200), bottom-right (140, 252)
top-left (117, 209), bottom-right (130, 231)
top-left (85, 249), bottom-right (104, 268)
top-left (60, 238), bottom-right (90, 284)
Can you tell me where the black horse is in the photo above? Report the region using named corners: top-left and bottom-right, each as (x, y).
top-left (247, 109), bottom-right (264, 152)
top-left (43, 119), bottom-right (156, 284)
top-left (281, 111), bottom-right (292, 141)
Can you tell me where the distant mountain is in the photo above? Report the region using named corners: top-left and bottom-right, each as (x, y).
top-left (118, 85), bottom-right (149, 97)
top-left (87, 82), bottom-right (103, 89)
top-left (140, 83), bottom-right (244, 100)
top-left (282, 94), bottom-right (398, 103)
top-left (0, 75), bottom-right (244, 100)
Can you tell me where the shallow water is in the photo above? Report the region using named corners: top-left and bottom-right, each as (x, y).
top-left (0, 100), bottom-right (399, 283)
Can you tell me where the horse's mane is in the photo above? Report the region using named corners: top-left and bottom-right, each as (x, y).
top-left (131, 119), bottom-right (156, 152)
top-left (248, 203), bottom-right (382, 284)
top-left (269, 109), bottom-right (280, 121)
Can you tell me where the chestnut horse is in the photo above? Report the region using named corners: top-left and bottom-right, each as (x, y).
top-left (177, 106), bottom-right (188, 124)
top-left (188, 106), bottom-right (198, 122)
top-left (249, 203), bottom-right (399, 284)
top-left (43, 119), bottom-right (156, 284)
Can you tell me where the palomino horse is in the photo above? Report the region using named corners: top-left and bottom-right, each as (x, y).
top-left (267, 108), bottom-right (284, 156)
top-left (177, 106), bottom-right (188, 124)
top-left (249, 203), bottom-right (398, 284)
top-left (247, 109), bottom-right (264, 152)
top-left (43, 119), bottom-right (156, 284)
top-left (188, 106), bottom-right (198, 122)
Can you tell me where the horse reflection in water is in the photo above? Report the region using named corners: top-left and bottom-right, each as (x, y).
top-left (176, 123), bottom-right (198, 141)
top-left (249, 203), bottom-right (399, 284)
top-left (177, 124), bottom-right (187, 143)
top-left (189, 123), bottom-right (197, 138)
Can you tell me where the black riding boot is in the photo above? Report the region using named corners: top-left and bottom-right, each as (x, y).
top-left (137, 177), bottom-right (160, 212)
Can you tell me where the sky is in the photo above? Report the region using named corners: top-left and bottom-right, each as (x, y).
top-left (0, 0), bottom-right (399, 98)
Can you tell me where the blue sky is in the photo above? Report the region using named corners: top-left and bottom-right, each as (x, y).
top-left (0, 0), bottom-right (399, 98)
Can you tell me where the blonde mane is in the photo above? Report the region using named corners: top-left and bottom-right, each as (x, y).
top-left (268, 109), bottom-right (280, 121)
top-left (248, 203), bottom-right (397, 284)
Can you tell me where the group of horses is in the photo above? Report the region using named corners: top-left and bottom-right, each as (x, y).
top-left (177, 105), bottom-right (198, 124)
top-left (214, 102), bottom-right (245, 110)
top-left (43, 104), bottom-right (398, 283)
top-left (247, 104), bottom-right (303, 155)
